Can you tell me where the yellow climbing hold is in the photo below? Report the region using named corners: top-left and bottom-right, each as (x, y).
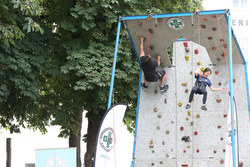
top-left (178, 102), bottom-right (183, 107)
top-left (187, 111), bottom-right (191, 116)
top-left (182, 82), bottom-right (188, 87)
top-left (197, 61), bottom-right (202, 65)
top-left (196, 114), bottom-right (200, 118)
top-left (186, 118), bottom-right (189, 121)
top-left (187, 145), bottom-right (191, 148)
top-left (185, 56), bottom-right (189, 61)
top-left (190, 70), bottom-right (193, 74)
top-left (201, 67), bottom-right (205, 72)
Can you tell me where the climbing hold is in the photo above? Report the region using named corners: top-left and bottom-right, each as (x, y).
top-left (180, 126), bottom-right (184, 131)
top-left (212, 27), bottom-right (217, 31)
top-left (233, 79), bottom-right (236, 83)
top-left (165, 131), bottom-right (170, 135)
top-left (223, 44), bottom-right (227, 48)
top-left (197, 61), bottom-right (201, 65)
top-left (196, 114), bottom-right (200, 118)
top-left (182, 82), bottom-right (188, 86)
top-left (165, 154), bottom-right (169, 158)
top-left (190, 70), bottom-right (193, 74)
top-left (153, 108), bottom-right (158, 112)
top-left (196, 149), bottom-right (200, 153)
top-left (221, 137), bottom-right (224, 141)
top-left (223, 149), bottom-right (226, 152)
top-left (157, 114), bottom-right (162, 118)
top-left (221, 53), bottom-right (226, 57)
top-left (185, 89), bottom-right (189, 93)
top-left (148, 29), bottom-right (154, 34)
top-left (154, 90), bottom-right (158, 94)
top-left (224, 114), bottom-right (227, 118)
top-left (181, 136), bottom-right (191, 142)
top-left (201, 67), bottom-right (205, 72)
top-left (178, 102), bottom-right (183, 107)
top-left (217, 125), bottom-right (222, 129)
top-left (187, 145), bottom-right (191, 148)
top-left (171, 121), bottom-right (174, 124)
top-left (216, 99), bottom-right (222, 103)
top-left (201, 24), bottom-right (206, 28)
top-left (151, 163), bottom-right (154, 166)
top-left (187, 111), bottom-right (191, 116)
top-left (220, 39), bottom-right (224, 42)
top-left (156, 126), bottom-right (160, 130)
top-left (150, 45), bottom-right (154, 50)
top-left (183, 41), bottom-right (188, 47)
top-left (185, 55), bottom-right (189, 61)
top-left (149, 140), bottom-right (154, 148)
top-left (190, 122), bottom-right (194, 126)
top-left (186, 118), bottom-right (189, 121)
top-left (183, 150), bottom-right (186, 153)
top-left (212, 47), bottom-right (217, 50)
top-left (218, 82), bottom-right (222, 86)
top-left (215, 71), bottom-right (219, 75)
top-left (160, 161), bottom-right (163, 164)
top-left (194, 131), bottom-right (198, 135)
top-left (185, 47), bottom-right (190, 52)
top-left (217, 58), bottom-right (221, 61)
top-left (164, 98), bottom-right (168, 104)
top-left (162, 141), bottom-right (165, 145)
top-left (214, 150), bottom-right (217, 154)
top-left (152, 150), bottom-right (155, 153)
top-left (208, 36), bottom-right (213, 40)
top-left (220, 159), bottom-right (224, 164)
top-left (194, 49), bottom-right (199, 54)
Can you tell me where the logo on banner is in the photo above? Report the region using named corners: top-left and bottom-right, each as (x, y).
top-left (167, 18), bottom-right (185, 30)
top-left (99, 127), bottom-right (115, 152)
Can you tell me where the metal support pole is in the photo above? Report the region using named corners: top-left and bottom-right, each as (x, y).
top-left (6, 138), bottom-right (11, 167)
top-left (107, 19), bottom-right (122, 110)
top-left (227, 10), bottom-right (237, 167)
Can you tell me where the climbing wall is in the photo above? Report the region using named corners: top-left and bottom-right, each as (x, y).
top-left (133, 41), bottom-right (250, 167)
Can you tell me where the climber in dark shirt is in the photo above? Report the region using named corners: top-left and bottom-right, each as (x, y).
top-left (140, 36), bottom-right (168, 91)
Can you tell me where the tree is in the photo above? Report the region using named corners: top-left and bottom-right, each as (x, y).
top-left (38, 1), bottom-right (203, 167)
top-left (0, 0), bottom-right (44, 46)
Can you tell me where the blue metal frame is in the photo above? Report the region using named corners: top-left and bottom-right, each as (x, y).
top-left (120, 9), bottom-right (228, 21)
top-left (227, 10), bottom-right (237, 167)
top-left (106, 9), bottom-right (250, 167)
top-left (107, 20), bottom-right (122, 110)
top-left (232, 29), bottom-right (250, 120)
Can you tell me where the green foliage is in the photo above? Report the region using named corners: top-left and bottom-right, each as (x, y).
top-left (0, 0), bottom-right (44, 46)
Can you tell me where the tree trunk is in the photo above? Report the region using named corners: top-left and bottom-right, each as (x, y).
top-left (69, 107), bottom-right (83, 167)
top-left (84, 111), bottom-right (103, 167)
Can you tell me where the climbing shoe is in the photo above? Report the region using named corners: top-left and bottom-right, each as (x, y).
top-left (160, 84), bottom-right (169, 92)
top-left (201, 105), bottom-right (207, 111)
top-left (141, 83), bottom-right (148, 90)
top-left (185, 104), bottom-right (191, 109)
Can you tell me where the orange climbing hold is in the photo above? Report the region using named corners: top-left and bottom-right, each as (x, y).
top-left (216, 99), bottom-right (222, 103)
top-left (215, 71), bottom-right (219, 75)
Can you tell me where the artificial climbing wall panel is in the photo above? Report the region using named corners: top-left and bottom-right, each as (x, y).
top-left (133, 41), bottom-right (250, 167)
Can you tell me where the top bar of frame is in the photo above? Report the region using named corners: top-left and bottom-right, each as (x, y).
top-left (120, 9), bottom-right (229, 21)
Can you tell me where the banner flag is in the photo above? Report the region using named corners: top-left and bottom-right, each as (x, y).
top-left (94, 103), bottom-right (128, 167)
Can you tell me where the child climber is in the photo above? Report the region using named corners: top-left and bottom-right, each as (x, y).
top-left (185, 67), bottom-right (225, 111)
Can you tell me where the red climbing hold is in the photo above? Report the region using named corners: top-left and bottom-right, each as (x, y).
top-left (181, 164), bottom-right (188, 167)
top-left (194, 49), bottom-right (199, 54)
top-left (185, 89), bottom-right (189, 93)
top-left (183, 150), bottom-right (186, 153)
top-left (180, 127), bottom-right (184, 131)
top-left (212, 47), bottom-right (217, 50)
top-left (183, 41), bottom-right (188, 47)
top-left (196, 149), bottom-right (200, 153)
top-left (217, 58), bottom-right (221, 62)
top-left (233, 79), bottom-right (236, 83)
top-left (194, 131), bottom-right (198, 135)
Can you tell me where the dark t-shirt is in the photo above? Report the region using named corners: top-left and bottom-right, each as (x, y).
top-left (140, 56), bottom-right (158, 81)
top-left (195, 73), bottom-right (212, 88)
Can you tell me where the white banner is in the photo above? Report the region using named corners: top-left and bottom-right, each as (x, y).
top-left (94, 103), bottom-right (128, 167)
top-left (225, 97), bottom-right (239, 167)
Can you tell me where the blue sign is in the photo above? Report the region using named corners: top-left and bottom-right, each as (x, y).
top-left (36, 148), bottom-right (76, 167)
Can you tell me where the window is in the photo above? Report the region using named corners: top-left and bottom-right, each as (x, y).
top-left (233, 0), bottom-right (239, 7)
